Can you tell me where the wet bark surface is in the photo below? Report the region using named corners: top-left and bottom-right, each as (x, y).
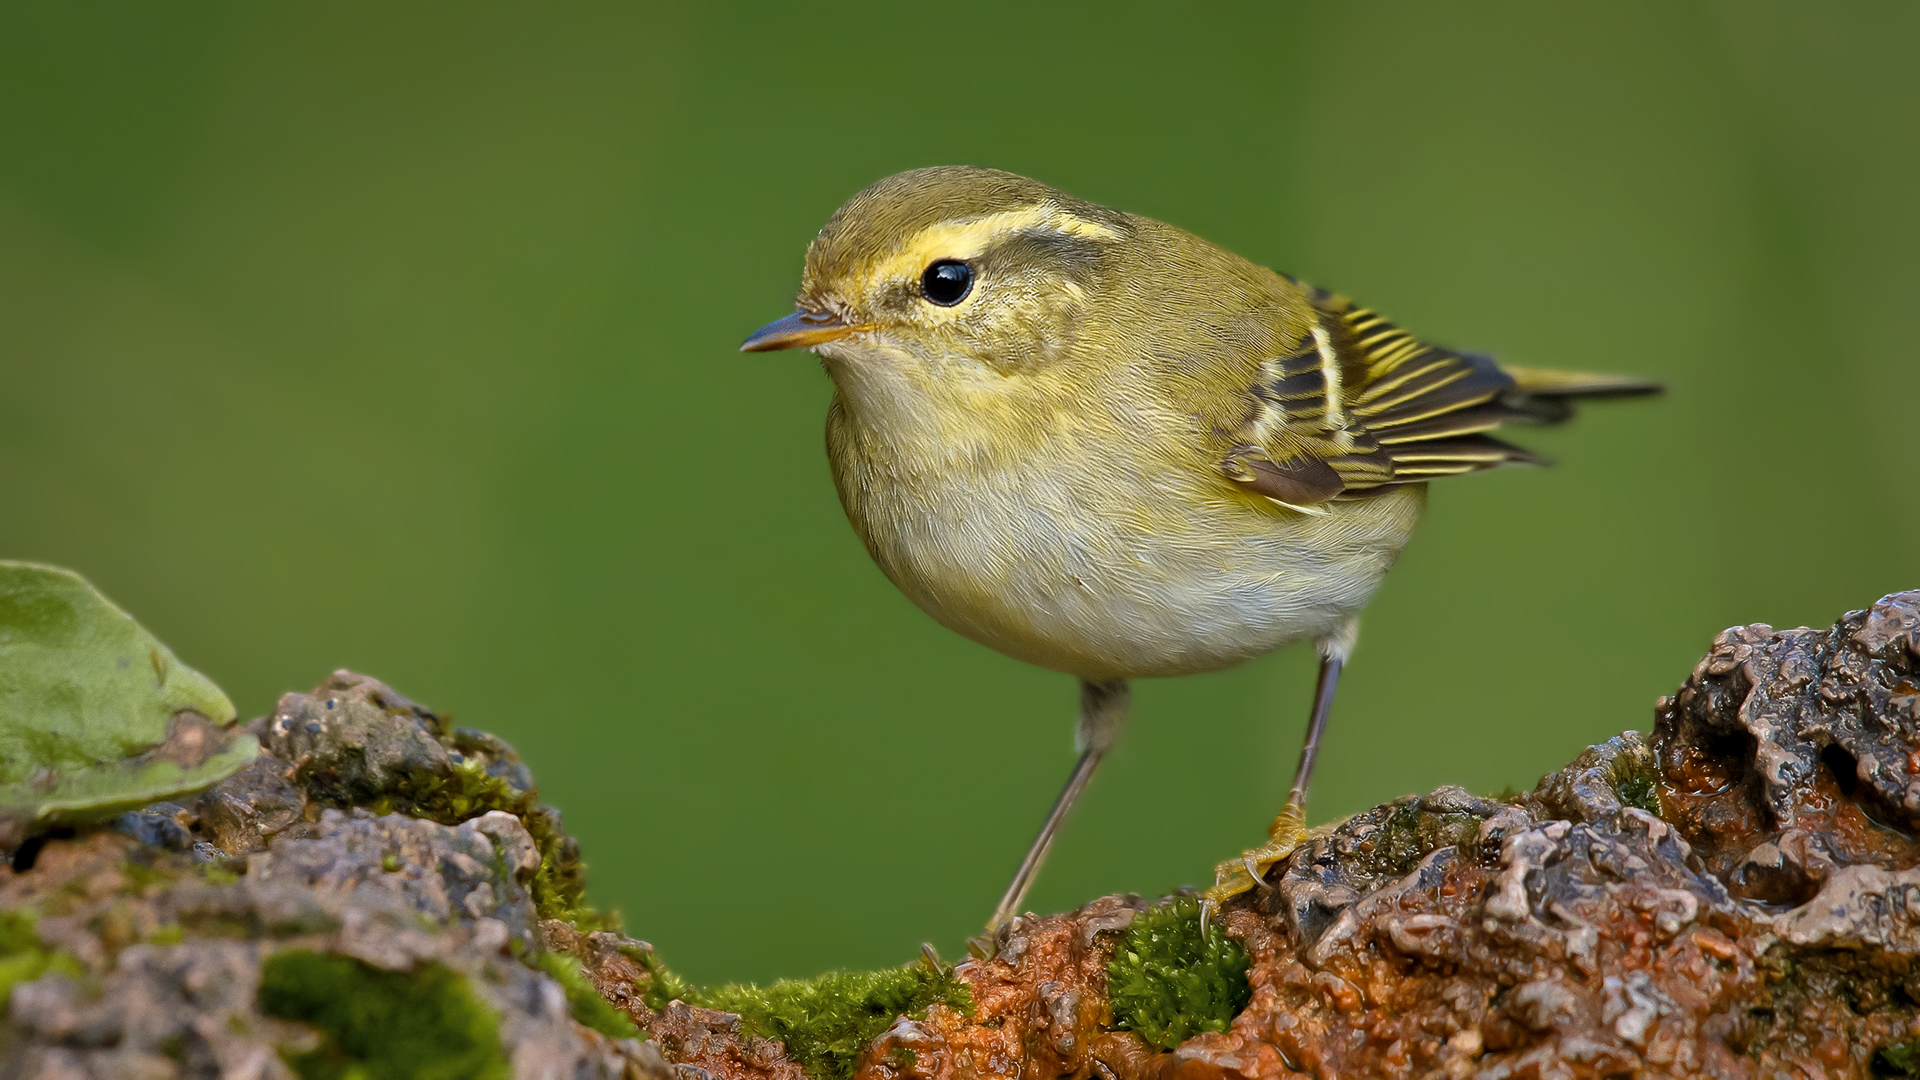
top-left (5, 592), bottom-right (1919, 1080)
top-left (830, 591), bottom-right (1920, 1080)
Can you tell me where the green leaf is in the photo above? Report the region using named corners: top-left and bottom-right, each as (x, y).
top-left (0, 562), bottom-right (253, 834)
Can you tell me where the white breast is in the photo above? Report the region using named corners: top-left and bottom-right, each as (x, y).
top-left (839, 450), bottom-right (1424, 681)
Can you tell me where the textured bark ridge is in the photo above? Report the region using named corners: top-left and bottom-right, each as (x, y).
top-left (579, 590), bottom-right (1920, 1080)
top-left (4, 592), bottom-right (1919, 1080)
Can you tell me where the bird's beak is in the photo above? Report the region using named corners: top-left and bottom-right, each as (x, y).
top-left (739, 310), bottom-right (860, 352)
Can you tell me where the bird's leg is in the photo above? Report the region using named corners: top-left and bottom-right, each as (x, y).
top-left (1276, 649), bottom-right (1344, 827)
top-left (986, 678), bottom-right (1129, 934)
top-left (1204, 623), bottom-right (1354, 915)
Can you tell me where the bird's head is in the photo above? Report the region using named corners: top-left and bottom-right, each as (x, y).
top-left (742, 167), bottom-right (1137, 409)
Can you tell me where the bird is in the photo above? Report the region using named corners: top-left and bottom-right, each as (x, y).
top-left (740, 166), bottom-right (1658, 931)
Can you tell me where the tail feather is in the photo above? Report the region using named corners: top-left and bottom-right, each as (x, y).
top-left (1501, 364), bottom-right (1664, 400)
top-left (1287, 291), bottom-right (1664, 495)
top-left (1494, 364), bottom-right (1662, 425)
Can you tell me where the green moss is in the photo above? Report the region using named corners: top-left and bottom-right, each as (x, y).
top-left (1356, 801), bottom-right (1426, 878)
top-left (614, 946), bottom-right (971, 1080)
top-left (258, 950), bottom-right (509, 1080)
top-left (198, 861), bottom-right (240, 886)
top-left (1616, 774), bottom-right (1659, 816)
top-left (120, 859), bottom-right (177, 895)
top-left (628, 941), bottom-right (697, 1013)
top-left (384, 757), bottom-right (606, 931)
top-left (1107, 897), bottom-right (1251, 1050)
top-left (1879, 1039), bottom-right (1920, 1077)
top-left (695, 963), bottom-right (970, 1080)
top-left (625, 939), bottom-right (972, 1080)
top-left (0, 910), bottom-right (85, 1010)
top-left (1352, 801), bottom-right (1483, 880)
top-left (535, 951), bottom-right (639, 1039)
top-left (1599, 739), bottom-right (1664, 818)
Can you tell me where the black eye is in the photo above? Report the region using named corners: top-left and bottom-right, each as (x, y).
top-left (920, 260), bottom-right (974, 306)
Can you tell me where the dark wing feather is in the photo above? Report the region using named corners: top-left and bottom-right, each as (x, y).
top-left (1221, 282), bottom-right (1658, 505)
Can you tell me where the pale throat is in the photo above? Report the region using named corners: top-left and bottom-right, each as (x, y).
top-left (819, 337), bottom-right (1049, 467)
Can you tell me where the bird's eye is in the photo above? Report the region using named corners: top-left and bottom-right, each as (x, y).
top-left (920, 260), bottom-right (974, 306)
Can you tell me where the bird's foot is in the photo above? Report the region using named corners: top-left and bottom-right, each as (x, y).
top-left (1200, 801), bottom-right (1309, 925)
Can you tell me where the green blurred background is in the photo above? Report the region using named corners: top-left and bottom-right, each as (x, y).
top-left (2, 3), bottom-right (1914, 983)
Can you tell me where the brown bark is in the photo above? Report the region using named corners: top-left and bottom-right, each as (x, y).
top-left (5, 592), bottom-right (1919, 1080)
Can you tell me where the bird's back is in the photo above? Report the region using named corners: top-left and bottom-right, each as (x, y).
top-left (1092, 214), bottom-right (1660, 511)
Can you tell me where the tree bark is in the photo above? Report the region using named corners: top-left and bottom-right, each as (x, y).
top-left (4, 591), bottom-right (1918, 1080)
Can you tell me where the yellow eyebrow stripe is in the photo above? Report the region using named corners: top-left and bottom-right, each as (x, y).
top-left (872, 206), bottom-right (1121, 281)
top-left (936, 206), bottom-right (1122, 246)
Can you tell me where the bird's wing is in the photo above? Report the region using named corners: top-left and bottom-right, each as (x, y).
top-left (1219, 282), bottom-right (1659, 508)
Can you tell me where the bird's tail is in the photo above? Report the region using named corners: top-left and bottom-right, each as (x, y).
top-left (1497, 365), bottom-right (1663, 423)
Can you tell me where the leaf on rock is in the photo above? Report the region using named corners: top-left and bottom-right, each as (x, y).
top-left (0, 562), bottom-right (253, 837)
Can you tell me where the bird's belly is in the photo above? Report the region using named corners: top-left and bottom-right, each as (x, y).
top-left (852, 478), bottom-right (1423, 680)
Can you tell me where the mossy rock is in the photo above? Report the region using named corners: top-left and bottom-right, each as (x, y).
top-left (535, 951), bottom-right (640, 1040)
top-left (0, 910), bottom-right (84, 1011)
top-left (258, 950), bottom-right (511, 1080)
top-left (700, 963), bottom-right (972, 1080)
top-left (619, 939), bottom-right (970, 1080)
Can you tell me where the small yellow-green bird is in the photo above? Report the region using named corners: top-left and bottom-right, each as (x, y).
top-left (742, 167), bottom-right (1657, 930)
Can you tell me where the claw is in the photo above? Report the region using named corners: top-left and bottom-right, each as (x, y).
top-left (1202, 801), bottom-right (1314, 911)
